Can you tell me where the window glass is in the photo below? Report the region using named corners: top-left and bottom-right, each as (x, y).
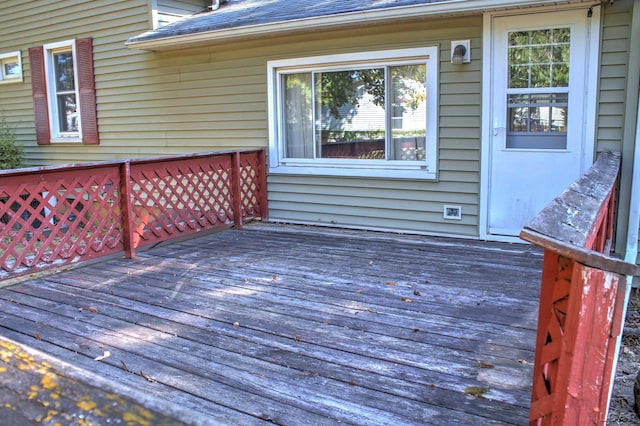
top-left (315, 68), bottom-right (386, 160)
top-left (390, 64), bottom-right (426, 161)
top-left (508, 93), bottom-right (567, 133)
top-left (53, 51), bottom-right (74, 91)
top-left (57, 94), bottom-right (78, 132)
top-left (44, 42), bottom-right (80, 139)
top-left (282, 64), bottom-right (427, 162)
top-left (508, 28), bottom-right (570, 89)
top-left (283, 73), bottom-right (313, 159)
top-left (506, 28), bottom-right (570, 149)
top-left (52, 50), bottom-right (78, 133)
top-left (3, 60), bottom-right (20, 78)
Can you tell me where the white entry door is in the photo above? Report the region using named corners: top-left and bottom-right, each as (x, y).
top-left (485, 8), bottom-right (598, 237)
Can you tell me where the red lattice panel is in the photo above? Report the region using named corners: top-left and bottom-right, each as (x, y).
top-left (0, 166), bottom-right (124, 280)
top-left (239, 151), bottom-right (266, 221)
top-left (530, 253), bottom-right (626, 425)
top-left (530, 253), bottom-right (574, 424)
top-left (129, 155), bottom-right (234, 248)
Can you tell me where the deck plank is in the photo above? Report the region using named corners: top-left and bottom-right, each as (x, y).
top-left (0, 224), bottom-right (542, 425)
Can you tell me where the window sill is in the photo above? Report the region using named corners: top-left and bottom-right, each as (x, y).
top-left (0, 78), bottom-right (22, 85)
top-left (269, 165), bottom-right (437, 180)
top-left (50, 137), bottom-right (83, 144)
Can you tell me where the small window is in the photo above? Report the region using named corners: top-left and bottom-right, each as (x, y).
top-left (29, 38), bottom-right (98, 145)
top-left (0, 51), bottom-right (23, 84)
top-left (268, 47), bottom-right (438, 179)
top-left (44, 40), bottom-right (80, 141)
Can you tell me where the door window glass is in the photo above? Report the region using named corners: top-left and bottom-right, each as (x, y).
top-left (506, 28), bottom-right (569, 149)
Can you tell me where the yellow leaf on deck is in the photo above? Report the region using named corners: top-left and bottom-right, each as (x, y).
top-left (464, 386), bottom-right (490, 398)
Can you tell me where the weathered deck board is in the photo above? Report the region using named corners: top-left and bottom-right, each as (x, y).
top-left (0, 224), bottom-right (542, 425)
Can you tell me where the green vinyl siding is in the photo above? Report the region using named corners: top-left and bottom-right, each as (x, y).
top-left (597, 1), bottom-right (632, 153)
top-left (266, 16), bottom-right (482, 236)
top-left (596, 0), bottom-right (635, 255)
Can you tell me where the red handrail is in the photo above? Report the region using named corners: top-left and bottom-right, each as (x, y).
top-left (0, 149), bottom-right (267, 282)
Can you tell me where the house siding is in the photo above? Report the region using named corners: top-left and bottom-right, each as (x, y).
top-left (0, 0), bottom-right (151, 164)
top-left (596, 0), bottom-right (635, 258)
top-left (265, 16), bottom-right (483, 236)
top-left (597, 0), bottom-right (632, 153)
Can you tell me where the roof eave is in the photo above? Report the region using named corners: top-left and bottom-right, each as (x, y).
top-left (125, 0), bottom-right (587, 51)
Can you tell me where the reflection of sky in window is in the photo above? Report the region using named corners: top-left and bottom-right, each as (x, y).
top-left (4, 62), bottom-right (19, 76)
top-left (54, 52), bottom-right (74, 91)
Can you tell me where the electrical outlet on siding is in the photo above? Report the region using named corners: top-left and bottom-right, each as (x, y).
top-left (443, 205), bottom-right (462, 220)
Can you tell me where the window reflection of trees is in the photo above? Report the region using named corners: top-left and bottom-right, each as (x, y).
top-left (284, 64), bottom-right (427, 161)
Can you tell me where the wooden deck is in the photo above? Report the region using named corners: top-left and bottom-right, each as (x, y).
top-left (0, 224), bottom-right (543, 425)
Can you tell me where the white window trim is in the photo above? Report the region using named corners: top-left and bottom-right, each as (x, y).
top-left (43, 40), bottom-right (82, 143)
top-left (0, 51), bottom-right (23, 84)
top-left (267, 47), bottom-right (438, 180)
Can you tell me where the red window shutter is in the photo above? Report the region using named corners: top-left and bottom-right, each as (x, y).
top-left (76, 37), bottom-right (99, 145)
top-left (28, 46), bottom-right (51, 145)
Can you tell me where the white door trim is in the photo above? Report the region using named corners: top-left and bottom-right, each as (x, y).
top-left (479, 4), bottom-right (601, 242)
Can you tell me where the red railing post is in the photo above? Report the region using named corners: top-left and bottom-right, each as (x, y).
top-left (231, 151), bottom-right (243, 229)
top-left (119, 160), bottom-right (135, 259)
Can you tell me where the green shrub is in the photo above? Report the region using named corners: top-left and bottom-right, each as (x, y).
top-left (0, 115), bottom-right (24, 170)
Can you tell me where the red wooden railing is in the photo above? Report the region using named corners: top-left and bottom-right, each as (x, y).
top-left (520, 151), bottom-right (638, 425)
top-left (0, 149), bottom-right (267, 281)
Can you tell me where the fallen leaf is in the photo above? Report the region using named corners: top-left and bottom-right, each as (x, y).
top-left (387, 281), bottom-right (396, 286)
top-left (88, 307), bottom-right (98, 313)
top-left (34, 333), bottom-right (41, 340)
top-left (401, 297), bottom-right (413, 303)
top-left (139, 371), bottom-right (156, 382)
top-left (294, 335), bottom-right (301, 342)
top-left (465, 386), bottom-right (490, 398)
top-left (323, 320), bottom-right (329, 325)
top-left (479, 361), bottom-right (495, 369)
top-left (356, 289), bottom-right (363, 294)
top-left (94, 351), bottom-right (110, 361)
top-left (272, 275), bottom-right (278, 281)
